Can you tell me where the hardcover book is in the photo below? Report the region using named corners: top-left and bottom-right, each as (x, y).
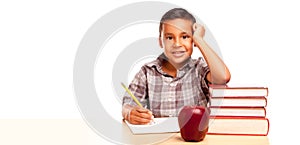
top-left (209, 85), bottom-right (268, 97)
top-left (209, 107), bottom-right (266, 117)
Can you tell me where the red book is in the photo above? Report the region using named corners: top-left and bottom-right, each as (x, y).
top-left (209, 106), bottom-right (266, 117)
top-left (209, 85), bottom-right (268, 97)
top-left (210, 97), bottom-right (267, 107)
top-left (207, 116), bottom-right (269, 136)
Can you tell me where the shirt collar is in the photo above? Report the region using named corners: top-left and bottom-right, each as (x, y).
top-left (146, 53), bottom-right (195, 77)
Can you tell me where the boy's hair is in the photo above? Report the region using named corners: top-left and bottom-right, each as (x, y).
top-left (159, 8), bottom-right (196, 37)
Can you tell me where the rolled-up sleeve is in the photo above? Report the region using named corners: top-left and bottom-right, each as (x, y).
top-left (197, 57), bottom-right (211, 106)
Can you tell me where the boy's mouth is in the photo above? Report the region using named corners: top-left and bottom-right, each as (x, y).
top-left (172, 51), bottom-right (186, 57)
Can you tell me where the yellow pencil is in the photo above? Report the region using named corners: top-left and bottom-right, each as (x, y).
top-left (121, 82), bottom-right (143, 107)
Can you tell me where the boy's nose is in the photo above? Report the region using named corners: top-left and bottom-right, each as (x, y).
top-left (173, 38), bottom-right (182, 47)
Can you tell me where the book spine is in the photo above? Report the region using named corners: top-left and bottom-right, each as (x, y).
top-left (209, 97), bottom-right (267, 107)
top-left (206, 132), bottom-right (268, 136)
top-left (209, 86), bottom-right (268, 97)
top-left (211, 95), bottom-right (268, 98)
top-left (208, 116), bottom-right (269, 136)
top-left (209, 106), bottom-right (266, 118)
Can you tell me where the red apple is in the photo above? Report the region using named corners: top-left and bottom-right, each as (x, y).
top-left (178, 106), bottom-right (209, 142)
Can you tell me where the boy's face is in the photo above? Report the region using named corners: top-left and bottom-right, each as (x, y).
top-left (159, 18), bottom-right (194, 68)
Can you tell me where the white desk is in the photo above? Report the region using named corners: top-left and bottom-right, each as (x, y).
top-left (0, 119), bottom-right (269, 145)
top-left (121, 120), bottom-right (269, 145)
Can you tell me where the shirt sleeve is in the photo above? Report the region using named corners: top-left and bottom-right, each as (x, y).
top-left (197, 57), bottom-right (211, 106)
top-left (122, 66), bottom-right (148, 108)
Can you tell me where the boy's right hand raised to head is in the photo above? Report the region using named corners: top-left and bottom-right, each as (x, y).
top-left (128, 106), bottom-right (154, 125)
top-left (192, 23), bottom-right (205, 41)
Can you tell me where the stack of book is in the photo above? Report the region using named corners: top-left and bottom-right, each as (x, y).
top-left (207, 85), bottom-right (269, 136)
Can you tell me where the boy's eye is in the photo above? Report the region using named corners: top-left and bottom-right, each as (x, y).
top-left (166, 36), bottom-right (173, 40)
top-left (182, 35), bottom-right (190, 39)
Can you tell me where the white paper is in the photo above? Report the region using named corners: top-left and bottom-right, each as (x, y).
top-left (125, 117), bottom-right (180, 134)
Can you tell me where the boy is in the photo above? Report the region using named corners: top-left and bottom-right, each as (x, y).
top-left (122, 8), bottom-right (231, 125)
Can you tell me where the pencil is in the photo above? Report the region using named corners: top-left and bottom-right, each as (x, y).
top-left (121, 82), bottom-right (143, 107)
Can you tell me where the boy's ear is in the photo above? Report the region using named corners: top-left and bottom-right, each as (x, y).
top-left (158, 37), bottom-right (163, 48)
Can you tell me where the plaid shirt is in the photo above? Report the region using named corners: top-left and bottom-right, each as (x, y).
top-left (122, 54), bottom-right (210, 117)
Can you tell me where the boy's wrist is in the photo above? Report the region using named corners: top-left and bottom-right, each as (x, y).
top-left (122, 104), bottom-right (133, 122)
top-left (126, 108), bottom-right (132, 122)
top-left (193, 36), bottom-right (204, 46)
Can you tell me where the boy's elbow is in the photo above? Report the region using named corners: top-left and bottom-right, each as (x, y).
top-left (221, 70), bottom-right (231, 84)
top-left (212, 73), bottom-right (231, 85)
top-left (216, 78), bottom-right (230, 85)
top-left (224, 73), bottom-right (231, 84)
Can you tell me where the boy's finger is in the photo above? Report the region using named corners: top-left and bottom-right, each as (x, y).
top-left (131, 116), bottom-right (152, 125)
top-left (135, 107), bottom-right (150, 113)
top-left (137, 111), bottom-right (153, 118)
top-left (193, 23), bottom-right (197, 31)
top-left (132, 109), bottom-right (152, 119)
top-left (130, 111), bottom-right (152, 122)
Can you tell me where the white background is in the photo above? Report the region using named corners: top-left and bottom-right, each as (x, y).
top-left (1, 0), bottom-right (299, 144)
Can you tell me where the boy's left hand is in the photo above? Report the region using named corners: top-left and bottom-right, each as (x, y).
top-left (193, 23), bottom-right (205, 40)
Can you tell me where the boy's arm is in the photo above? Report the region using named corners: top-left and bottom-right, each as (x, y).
top-left (193, 23), bottom-right (231, 85)
top-left (122, 67), bottom-right (153, 125)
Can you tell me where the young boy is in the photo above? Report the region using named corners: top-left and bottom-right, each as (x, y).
top-left (122, 8), bottom-right (231, 125)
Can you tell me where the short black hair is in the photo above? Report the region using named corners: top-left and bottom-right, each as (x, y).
top-left (159, 8), bottom-right (196, 37)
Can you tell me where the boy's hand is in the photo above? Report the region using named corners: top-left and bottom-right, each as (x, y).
top-left (128, 106), bottom-right (154, 125)
top-left (193, 23), bottom-right (205, 41)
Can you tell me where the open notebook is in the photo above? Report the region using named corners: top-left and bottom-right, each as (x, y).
top-left (125, 117), bottom-right (180, 134)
